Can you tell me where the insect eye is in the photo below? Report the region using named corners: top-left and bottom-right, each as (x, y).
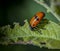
top-left (36, 18), bottom-right (39, 21)
top-left (35, 16), bottom-right (37, 18)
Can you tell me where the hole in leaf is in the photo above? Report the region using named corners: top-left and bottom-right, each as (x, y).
top-left (10, 39), bottom-right (15, 43)
top-left (18, 37), bottom-right (24, 41)
top-left (40, 42), bottom-right (46, 45)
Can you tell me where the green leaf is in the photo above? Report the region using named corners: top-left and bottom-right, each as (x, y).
top-left (0, 19), bottom-right (60, 49)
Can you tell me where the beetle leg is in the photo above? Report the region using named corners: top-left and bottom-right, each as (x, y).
top-left (34, 27), bottom-right (42, 34)
top-left (29, 25), bottom-right (34, 30)
top-left (38, 30), bottom-right (42, 34)
top-left (41, 27), bottom-right (46, 30)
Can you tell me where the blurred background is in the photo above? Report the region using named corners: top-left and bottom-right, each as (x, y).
top-left (0, 0), bottom-right (60, 26)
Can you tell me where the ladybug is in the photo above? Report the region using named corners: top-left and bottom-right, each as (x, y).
top-left (30, 12), bottom-right (45, 29)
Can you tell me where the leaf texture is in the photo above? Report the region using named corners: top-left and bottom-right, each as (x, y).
top-left (0, 19), bottom-right (60, 49)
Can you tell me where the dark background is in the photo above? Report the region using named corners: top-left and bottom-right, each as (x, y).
top-left (0, 0), bottom-right (59, 26)
top-left (0, 44), bottom-right (59, 51)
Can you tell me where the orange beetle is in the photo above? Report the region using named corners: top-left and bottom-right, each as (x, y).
top-left (30, 12), bottom-right (45, 28)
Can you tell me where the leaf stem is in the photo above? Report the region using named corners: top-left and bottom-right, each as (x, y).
top-left (34, 0), bottom-right (60, 22)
